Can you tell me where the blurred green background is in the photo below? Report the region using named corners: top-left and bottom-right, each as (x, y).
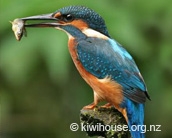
top-left (0, 0), bottom-right (172, 138)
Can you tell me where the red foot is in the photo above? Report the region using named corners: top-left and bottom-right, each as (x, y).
top-left (82, 103), bottom-right (97, 110)
top-left (101, 103), bottom-right (113, 108)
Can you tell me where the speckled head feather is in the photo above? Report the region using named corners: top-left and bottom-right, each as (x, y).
top-left (54, 6), bottom-right (110, 37)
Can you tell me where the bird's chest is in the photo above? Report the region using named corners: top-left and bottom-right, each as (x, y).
top-left (68, 38), bottom-right (105, 96)
top-left (68, 38), bottom-right (94, 84)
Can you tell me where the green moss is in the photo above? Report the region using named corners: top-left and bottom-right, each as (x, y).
top-left (80, 107), bottom-right (130, 138)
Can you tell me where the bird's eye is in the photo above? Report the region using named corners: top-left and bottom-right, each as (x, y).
top-left (63, 14), bottom-right (74, 22)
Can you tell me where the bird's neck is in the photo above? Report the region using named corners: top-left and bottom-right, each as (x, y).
top-left (60, 25), bottom-right (86, 40)
top-left (60, 25), bottom-right (110, 41)
top-left (82, 28), bottom-right (109, 40)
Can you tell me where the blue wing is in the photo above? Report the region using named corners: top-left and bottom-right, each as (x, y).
top-left (76, 37), bottom-right (150, 103)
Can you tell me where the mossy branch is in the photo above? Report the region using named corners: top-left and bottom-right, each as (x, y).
top-left (80, 107), bottom-right (131, 138)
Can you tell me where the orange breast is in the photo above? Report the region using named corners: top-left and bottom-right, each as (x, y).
top-left (68, 38), bottom-right (124, 108)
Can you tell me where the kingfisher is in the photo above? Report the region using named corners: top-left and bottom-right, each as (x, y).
top-left (15, 5), bottom-right (150, 138)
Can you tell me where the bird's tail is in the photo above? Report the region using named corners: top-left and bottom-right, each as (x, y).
top-left (125, 100), bottom-right (145, 138)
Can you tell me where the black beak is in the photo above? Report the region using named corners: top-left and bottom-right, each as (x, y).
top-left (21, 13), bottom-right (60, 27)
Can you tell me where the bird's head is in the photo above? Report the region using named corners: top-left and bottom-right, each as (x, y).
top-left (21, 6), bottom-right (110, 38)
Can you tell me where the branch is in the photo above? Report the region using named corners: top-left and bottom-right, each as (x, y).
top-left (80, 107), bottom-right (131, 138)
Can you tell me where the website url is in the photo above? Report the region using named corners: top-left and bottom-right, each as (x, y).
top-left (70, 123), bottom-right (161, 133)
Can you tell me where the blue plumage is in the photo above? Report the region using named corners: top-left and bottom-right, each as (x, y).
top-left (125, 99), bottom-right (145, 137)
top-left (77, 37), bottom-right (148, 103)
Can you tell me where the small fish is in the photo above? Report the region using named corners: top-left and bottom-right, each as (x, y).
top-left (11, 18), bottom-right (27, 41)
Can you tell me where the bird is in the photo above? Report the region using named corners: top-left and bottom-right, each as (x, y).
top-left (17, 5), bottom-right (150, 138)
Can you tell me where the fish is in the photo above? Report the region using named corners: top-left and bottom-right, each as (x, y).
top-left (11, 18), bottom-right (27, 41)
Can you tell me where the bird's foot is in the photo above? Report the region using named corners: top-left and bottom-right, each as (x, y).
top-left (101, 103), bottom-right (113, 108)
top-left (83, 102), bottom-right (97, 110)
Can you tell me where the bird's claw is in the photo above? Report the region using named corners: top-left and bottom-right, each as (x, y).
top-left (82, 103), bottom-right (97, 110)
top-left (100, 103), bottom-right (113, 108)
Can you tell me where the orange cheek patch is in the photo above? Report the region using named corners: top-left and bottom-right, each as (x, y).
top-left (53, 12), bottom-right (61, 18)
top-left (70, 19), bottom-right (88, 30)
